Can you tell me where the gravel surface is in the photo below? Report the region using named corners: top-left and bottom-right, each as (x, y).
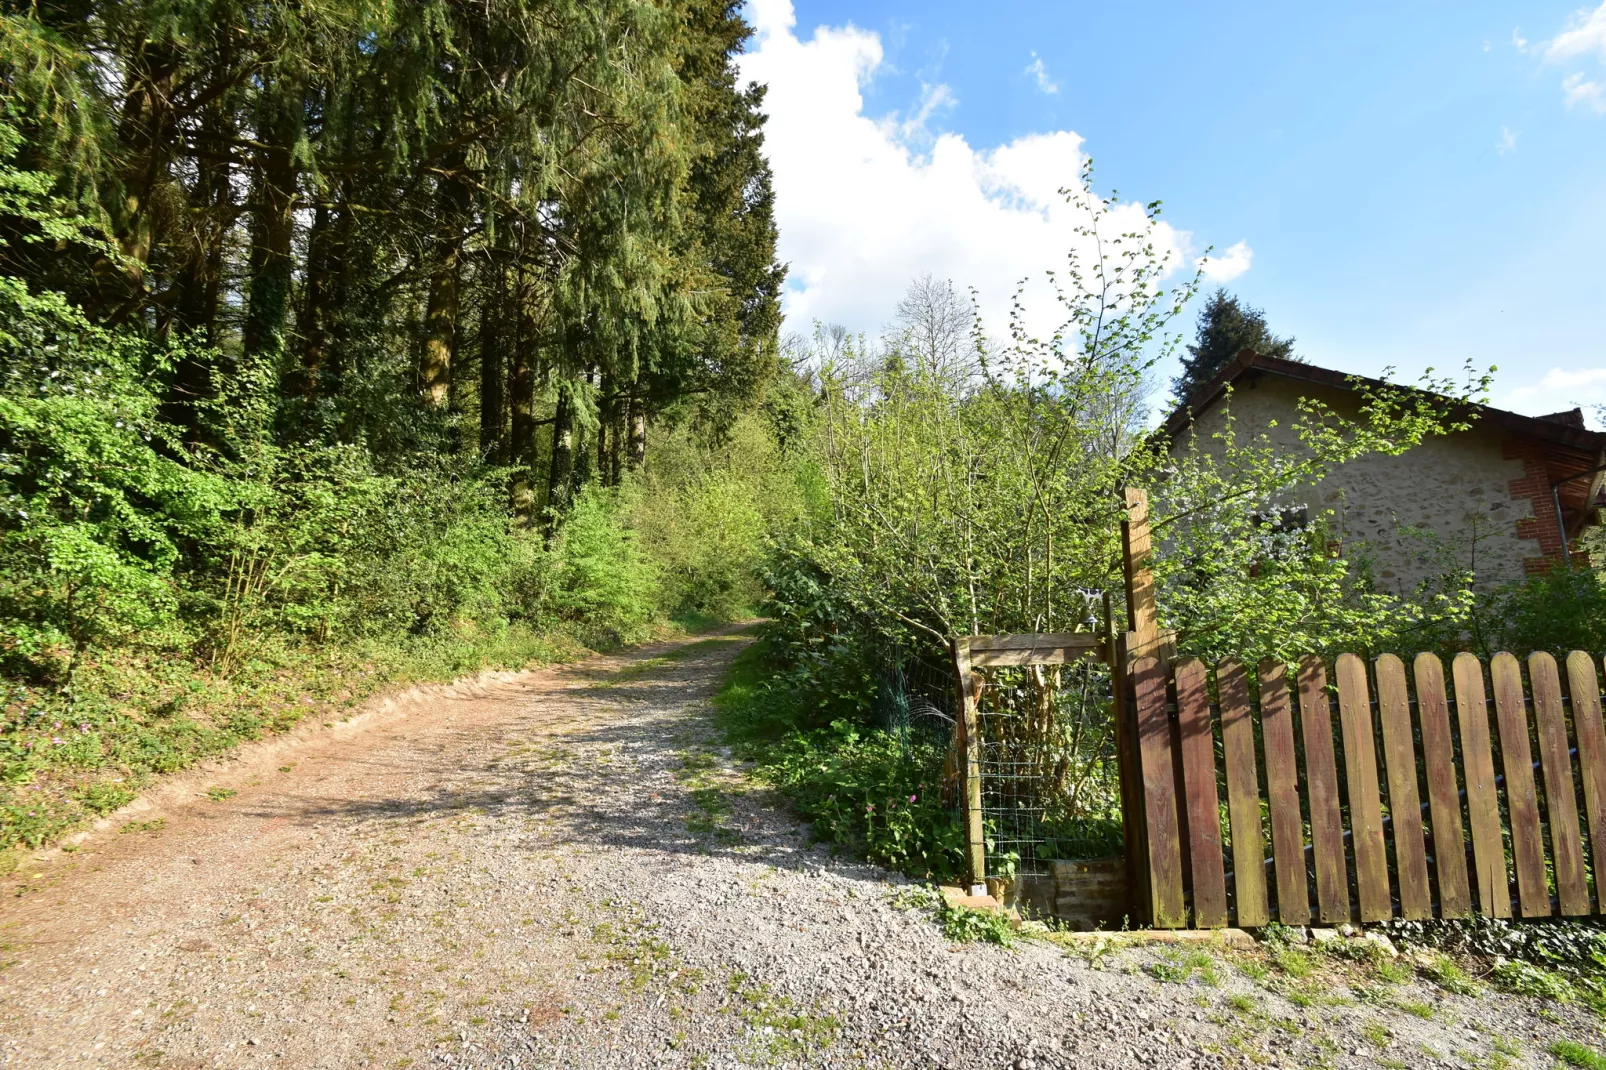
top-left (1, 630), bottom-right (1599, 1069)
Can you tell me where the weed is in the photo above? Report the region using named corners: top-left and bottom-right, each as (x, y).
top-left (1422, 953), bottom-right (1478, 995)
top-left (888, 885), bottom-right (939, 912)
top-left (203, 787), bottom-right (236, 802)
top-left (1372, 957), bottom-right (1411, 984)
top-left (1256, 921), bottom-right (1303, 947)
top-left (1397, 999), bottom-right (1434, 1019)
top-left (1273, 947), bottom-right (1315, 979)
top-left (1361, 1022), bottom-right (1390, 1047)
top-left (119, 818), bottom-right (165, 834)
top-left (1147, 949), bottom-right (1218, 986)
top-left (1227, 993), bottom-right (1258, 1015)
top-left (1491, 960), bottom-right (1576, 1002)
top-left (1148, 960), bottom-right (1190, 983)
top-left (725, 971), bottom-right (840, 1058)
top-left (1552, 1040), bottom-right (1606, 1070)
top-left (1237, 958), bottom-right (1270, 983)
top-left (940, 903), bottom-right (1015, 948)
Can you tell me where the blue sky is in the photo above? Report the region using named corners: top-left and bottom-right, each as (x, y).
top-left (739, 1), bottom-right (1606, 416)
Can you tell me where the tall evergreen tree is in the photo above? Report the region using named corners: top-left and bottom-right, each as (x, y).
top-left (1172, 288), bottom-right (1297, 405)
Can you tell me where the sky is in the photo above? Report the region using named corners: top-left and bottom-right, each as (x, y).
top-left (736, 0), bottom-right (1606, 418)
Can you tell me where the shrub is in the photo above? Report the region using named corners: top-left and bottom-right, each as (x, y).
top-left (544, 486), bottom-right (658, 646)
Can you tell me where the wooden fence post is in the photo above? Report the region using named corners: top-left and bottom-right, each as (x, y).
top-left (952, 637), bottom-right (987, 896)
top-left (1116, 487), bottom-right (1177, 925)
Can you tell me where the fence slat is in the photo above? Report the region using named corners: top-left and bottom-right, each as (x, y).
top-left (1451, 653), bottom-right (1511, 918)
top-left (1569, 653), bottom-right (1606, 912)
top-left (1176, 659), bottom-right (1227, 928)
top-left (1492, 652), bottom-right (1551, 917)
top-left (1377, 654), bottom-right (1432, 919)
top-left (1414, 653), bottom-right (1470, 917)
top-left (1260, 660), bottom-right (1310, 925)
top-left (1134, 654), bottom-right (1186, 928)
top-left (1297, 657), bottom-right (1348, 923)
top-left (1336, 653), bottom-right (1391, 922)
top-left (1218, 658), bottom-right (1268, 927)
top-left (1531, 653), bottom-right (1590, 916)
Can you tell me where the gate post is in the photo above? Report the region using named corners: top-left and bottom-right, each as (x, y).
top-left (952, 636), bottom-right (987, 896)
top-left (1115, 487), bottom-right (1177, 925)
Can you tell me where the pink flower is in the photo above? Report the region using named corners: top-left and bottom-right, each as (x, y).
top-left (51, 736), bottom-right (64, 745)
top-left (909, 795), bottom-right (917, 803)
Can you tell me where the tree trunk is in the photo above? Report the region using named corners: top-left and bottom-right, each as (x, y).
top-left (509, 275), bottom-right (536, 526)
top-left (109, 41), bottom-right (180, 309)
top-left (626, 394), bottom-right (647, 470)
top-left (294, 201), bottom-right (334, 400)
top-left (479, 256), bottom-right (507, 464)
top-left (546, 381), bottom-right (576, 533)
top-left (420, 169), bottom-right (469, 409)
top-left (595, 371), bottom-right (613, 486)
top-left (242, 93), bottom-right (299, 361)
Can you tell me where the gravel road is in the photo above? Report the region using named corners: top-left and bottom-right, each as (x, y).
top-left (0, 631), bottom-right (1597, 1069)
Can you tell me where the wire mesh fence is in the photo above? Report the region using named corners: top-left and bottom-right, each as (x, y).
top-left (974, 657), bottom-right (1124, 879)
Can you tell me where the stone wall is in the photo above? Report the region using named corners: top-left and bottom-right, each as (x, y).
top-left (1174, 375), bottom-right (1546, 593)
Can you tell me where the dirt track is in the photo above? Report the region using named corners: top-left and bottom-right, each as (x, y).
top-left (0, 631), bottom-right (1598, 1069)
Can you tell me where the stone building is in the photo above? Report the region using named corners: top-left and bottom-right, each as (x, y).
top-left (1161, 352), bottom-right (1606, 593)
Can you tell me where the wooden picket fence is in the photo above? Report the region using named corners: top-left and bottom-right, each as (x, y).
top-left (1131, 649), bottom-right (1606, 929)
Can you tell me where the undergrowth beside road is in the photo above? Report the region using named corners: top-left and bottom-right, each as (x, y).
top-left (712, 638), bottom-right (964, 882)
top-left (0, 619), bottom-right (727, 866)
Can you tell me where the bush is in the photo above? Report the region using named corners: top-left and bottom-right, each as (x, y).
top-left (543, 486), bottom-right (658, 646)
top-left (1476, 568), bottom-right (1606, 657)
top-left (714, 640), bottom-right (964, 881)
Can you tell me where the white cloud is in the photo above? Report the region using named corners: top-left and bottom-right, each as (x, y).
top-left (1563, 72), bottom-right (1606, 111)
top-left (1497, 125), bottom-right (1518, 154)
top-left (882, 81), bottom-right (957, 144)
top-left (1536, 3), bottom-right (1606, 112)
top-left (738, 0), bottom-right (1199, 341)
top-left (1501, 367), bottom-right (1606, 422)
top-left (1544, 2), bottom-right (1606, 61)
top-left (1197, 241), bottom-right (1253, 283)
top-left (1513, 27), bottom-right (1531, 52)
top-left (1024, 52), bottom-right (1059, 95)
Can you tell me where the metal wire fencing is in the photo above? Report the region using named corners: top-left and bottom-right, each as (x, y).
top-left (974, 657), bottom-right (1124, 879)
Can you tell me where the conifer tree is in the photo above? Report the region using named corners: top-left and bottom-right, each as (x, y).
top-left (1172, 288), bottom-right (1297, 404)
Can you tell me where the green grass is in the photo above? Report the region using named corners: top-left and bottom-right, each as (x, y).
top-left (1551, 1040), bottom-right (1606, 1070)
top-left (1397, 999), bottom-right (1435, 1020)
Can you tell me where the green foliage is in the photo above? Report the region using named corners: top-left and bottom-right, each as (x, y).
top-left (713, 641), bottom-right (964, 881)
top-left (1475, 568), bottom-right (1606, 657)
top-left (1492, 960), bottom-right (1576, 1002)
top-left (544, 487), bottom-right (658, 646)
top-left (1172, 288), bottom-right (1297, 404)
top-left (939, 902), bottom-right (1016, 947)
top-left (626, 414), bottom-right (808, 622)
top-left (1552, 1040), bottom-right (1606, 1070)
top-left (0, 2), bottom-right (793, 857)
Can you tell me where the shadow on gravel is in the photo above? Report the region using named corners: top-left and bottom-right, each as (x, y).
top-left (236, 635), bottom-right (804, 873)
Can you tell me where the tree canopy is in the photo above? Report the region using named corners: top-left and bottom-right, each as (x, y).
top-left (1171, 288), bottom-right (1296, 405)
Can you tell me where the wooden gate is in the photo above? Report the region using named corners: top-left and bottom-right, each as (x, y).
top-left (1130, 648), bottom-right (1606, 929)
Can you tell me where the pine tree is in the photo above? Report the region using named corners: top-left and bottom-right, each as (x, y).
top-left (1172, 289), bottom-right (1297, 404)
